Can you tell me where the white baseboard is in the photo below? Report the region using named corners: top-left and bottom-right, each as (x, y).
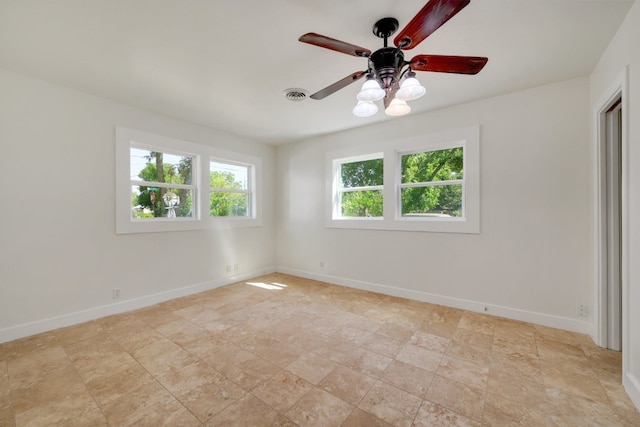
top-left (276, 266), bottom-right (592, 334)
top-left (0, 267), bottom-right (276, 344)
top-left (624, 373), bottom-right (640, 412)
top-left (0, 266), bottom-right (592, 343)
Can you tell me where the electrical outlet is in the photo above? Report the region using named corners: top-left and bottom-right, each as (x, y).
top-left (577, 304), bottom-right (588, 317)
top-left (234, 264), bottom-right (239, 272)
top-left (112, 289), bottom-right (120, 300)
top-left (226, 265), bottom-right (231, 274)
top-left (320, 261), bottom-right (325, 269)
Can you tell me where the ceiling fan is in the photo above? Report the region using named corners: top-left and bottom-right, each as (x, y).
top-left (298, 0), bottom-right (488, 117)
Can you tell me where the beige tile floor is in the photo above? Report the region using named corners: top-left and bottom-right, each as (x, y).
top-left (1, 273), bottom-right (639, 426)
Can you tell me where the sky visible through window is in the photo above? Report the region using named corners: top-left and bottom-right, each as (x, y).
top-left (210, 160), bottom-right (248, 190)
top-left (130, 147), bottom-right (186, 181)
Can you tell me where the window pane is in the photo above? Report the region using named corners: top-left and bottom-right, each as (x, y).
top-left (401, 185), bottom-right (462, 217)
top-left (210, 192), bottom-right (249, 217)
top-left (131, 186), bottom-right (193, 218)
top-left (340, 158), bottom-right (383, 188)
top-left (211, 160), bottom-right (248, 190)
top-left (341, 190), bottom-right (383, 217)
top-left (401, 147), bottom-right (463, 183)
top-left (130, 148), bottom-right (193, 185)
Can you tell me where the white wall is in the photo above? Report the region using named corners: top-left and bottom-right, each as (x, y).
top-left (0, 68), bottom-right (277, 342)
top-left (590, 0), bottom-right (640, 410)
top-left (0, 8), bottom-right (637, 408)
top-left (277, 77), bottom-right (592, 332)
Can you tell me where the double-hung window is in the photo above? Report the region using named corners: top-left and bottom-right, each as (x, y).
top-left (327, 125), bottom-right (479, 233)
top-left (399, 146), bottom-right (464, 218)
top-left (116, 127), bottom-right (262, 233)
top-left (130, 147), bottom-right (196, 219)
top-left (334, 154), bottom-right (384, 219)
top-left (209, 159), bottom-right (252, 217)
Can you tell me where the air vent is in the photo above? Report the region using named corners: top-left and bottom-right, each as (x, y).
top-left (283, 88), bottom-right (308, 101)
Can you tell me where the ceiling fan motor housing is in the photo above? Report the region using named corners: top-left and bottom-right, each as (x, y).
top-left (369, 47), bottom-right (405, 89)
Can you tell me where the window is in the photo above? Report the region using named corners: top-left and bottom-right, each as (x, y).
top-left (334, 154), bottom-right (383, 218)
top-left (399, 147), bottom-right (464, 218)
top-left (326, 126), bottom-right (479, 233)
top-left (130, 147), bottom-right (196, 219)
top-left (116, 127), bottom-right (262, 234)
top-left (210, 159), bottom-right (251, 217)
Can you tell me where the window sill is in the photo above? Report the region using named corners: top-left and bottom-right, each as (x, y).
top-left (326, 217), bottom-right (478, 234)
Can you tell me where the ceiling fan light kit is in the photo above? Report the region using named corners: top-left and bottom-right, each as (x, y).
top-left (353, 100), bottom-right (379, 117)
top-left (296, 0), bottom-right (487, 118)
top-left (385, 97), bottom-right (411, 116)
top-left (356, 76), bottom-right (386, 102)
top-left (395, 71), bottom-right (426, 102)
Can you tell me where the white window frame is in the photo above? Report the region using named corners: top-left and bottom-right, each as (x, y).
top-left (129, 144), bottom-right (198, 221)
top-left (326, 125), bottom-right (479, 233)
top-left (209, 157), bottom-right (254, 219)
top-left (332, 152), bottom-right (384, 220)
top-left (396, 142), bottom-right (466, 221)
top-left (116, 127), bottom-right (262, 234)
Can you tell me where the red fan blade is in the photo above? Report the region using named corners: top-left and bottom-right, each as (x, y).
top-left (410, 55), bottom-right (488, 74)
top-left (310, 71), bottom-right (367, 100)
top-left (394, 0), bottom-right (470, 50)
top-left (299, 33), bottom-right (371, 57)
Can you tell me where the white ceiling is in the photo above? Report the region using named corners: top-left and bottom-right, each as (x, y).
top-left (0, 0), bottom-right (633, 144)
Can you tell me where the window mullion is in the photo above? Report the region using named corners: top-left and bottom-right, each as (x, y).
top-left (339, 185), bottom-right (383, 193)
top-left (131, 180), bottom-right (194, 190)
top-left (399, 179), bottom-right (463, 189)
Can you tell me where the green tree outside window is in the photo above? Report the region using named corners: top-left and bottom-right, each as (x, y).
top-left (401, 147), bottom-right (463, 217)
top-left (339, 158), bottom-right (383, 217)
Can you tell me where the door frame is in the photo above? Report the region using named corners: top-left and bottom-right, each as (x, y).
top-left (604, 99), bottom-right (622, 351)
top-left (593, 66), bottom-right (629, 362)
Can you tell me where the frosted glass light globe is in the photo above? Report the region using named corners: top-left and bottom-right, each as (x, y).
top-left (395, 76), bottom-right (426, 101)
top-left (385, 98), bottom-right (411, 116)
top-left (357, 78), bottom-right (385, 102)
top-left (353, 100), bottom-right (378, 117)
